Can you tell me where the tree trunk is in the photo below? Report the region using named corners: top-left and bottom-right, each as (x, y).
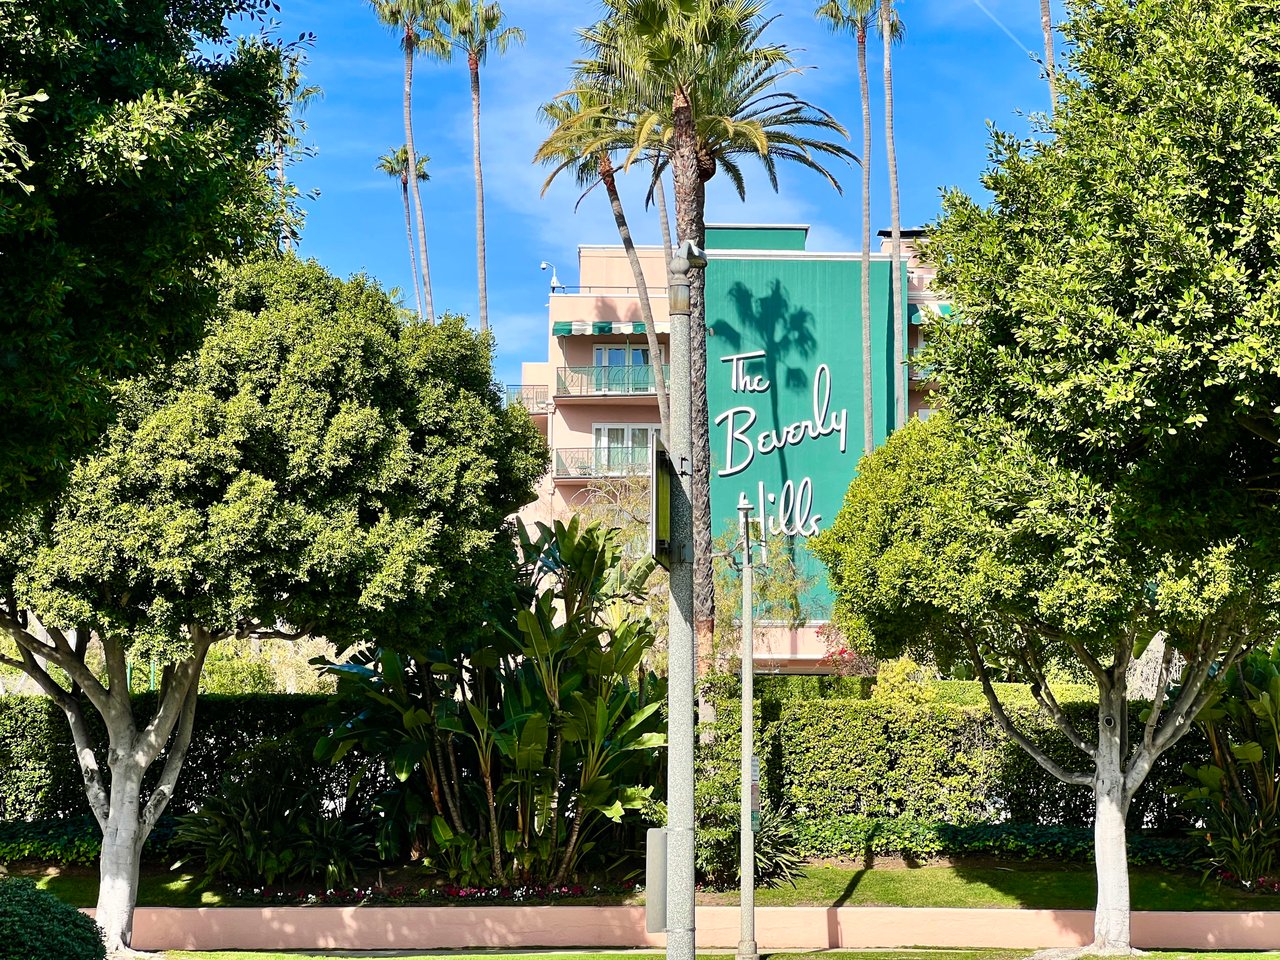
top-left (1041, 0), bottom-right (1056, 111)
top-left (653, 156), bottom-right (674, 266)
top-left (857, 26), bottom-right (874, 456)
top-left (670, 88), bottom-right (715, 673)
top-left (402, 178), bottom-right (424, 321)
top-left (882, 5), bottom-right (905, 429)
top-left (1093, 681), bottom-right (1132, 953)
top-left (96, 763), bottom-right (146, 953)
top-left (404, 31), bottom-right (434, 323)
top-left (276, 147), bottom-right (291, 252)
top-left (601, 155), bottom-right (669, 436)
top-left (470, 53), bottom-right (489, 333)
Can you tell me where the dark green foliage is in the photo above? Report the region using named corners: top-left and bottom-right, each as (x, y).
top-left (695, 677), bottom-right (803, 888)
top-left (173, 737), bottom-right (375, 889)
top-left (1178, 647), bottom-right (1280, 890)
top-left (791, 816), bottom-right (1191, 869)
top-left (315, 519), bottom-right (666, 886)
top-left (773, 696), bottom-right (1200, 829)
top-left (0, 876), bottom-right (104, 960)
top-left (0, 0), bottom-right (283, 515)
top-left (0, 815), bottom-right (175, 866)
top-left (0, 694), bottom-right (344, 823)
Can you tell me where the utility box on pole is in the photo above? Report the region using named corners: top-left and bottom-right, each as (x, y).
top-left (646, 827), bottom-right (668, 934)
top-left (650, 440), bottom-right (674, 571)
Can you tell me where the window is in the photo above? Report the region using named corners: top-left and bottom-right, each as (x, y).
top-left (592, 343), bottom-right (664, 394)
top-left (592, 423), bottom-right (661, 475)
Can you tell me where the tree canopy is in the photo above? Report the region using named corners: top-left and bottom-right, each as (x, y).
top-left (0, 254), bottom-right (546, 950)
top-left (928, 0), bottom-right (1280, 552)
top-left (0, 0), bottom-right (285, 518)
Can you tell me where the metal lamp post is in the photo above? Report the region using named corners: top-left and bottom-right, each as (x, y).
top-left (665, 240), bottom-right (704, 960)
top-left (737, 494), bottom-right (758, 960)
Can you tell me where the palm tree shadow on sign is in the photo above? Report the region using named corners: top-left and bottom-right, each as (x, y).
top-left (712, 278), bottom-right (818, 497)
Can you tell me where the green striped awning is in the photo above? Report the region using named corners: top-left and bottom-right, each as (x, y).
top-left (552, 320), bottom-right (652, 336)
top-left (908, 302), bottom-right (954, 324)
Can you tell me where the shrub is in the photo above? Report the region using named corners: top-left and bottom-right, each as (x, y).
top-left (791, 815), bottom-right (1192, 868)
top-left (0, 876), bottom-right (104, 960)
top-left (0, 694), bottom-right (364, 823)
top-left (0, 815), bottom-right (176, 866)
top-left (1177, 648), bottom-right (1280, 891)
top-left (173, 737), bottom-right (375, 889)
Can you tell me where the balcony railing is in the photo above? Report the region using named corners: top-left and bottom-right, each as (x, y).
top-left (505, 384), bottom-right (549, 410)
top-left (554, 446), bottom-right (650, 479)
top-left (556, 365), bottom-right (670, 397)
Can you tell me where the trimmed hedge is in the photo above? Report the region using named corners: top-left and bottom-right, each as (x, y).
top-left (0, 693), bottom-right (341, 822)
top-left (0, 876), bottom-right (104, 960)
top-left (0, 815), bottom-right (177, 866)
top-left (791, 815), bottom-right (1192, 868)
top-left (701, 676), bottom-right (1205, 834)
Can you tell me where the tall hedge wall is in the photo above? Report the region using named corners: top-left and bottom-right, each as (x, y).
top-left (706, 676), bottom-right (1204, 833)
top-left (0, 694), bottom-right (334, 821)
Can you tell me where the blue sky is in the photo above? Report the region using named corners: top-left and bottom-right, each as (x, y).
top-left (272, 0), bottom-right (1063, 387)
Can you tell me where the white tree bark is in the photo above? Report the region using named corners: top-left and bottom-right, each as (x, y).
top-left (1092, 681), bottom-right (1131, 954)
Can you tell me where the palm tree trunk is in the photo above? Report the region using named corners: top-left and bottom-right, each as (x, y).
top-left (276, 146), bottom-right (291, 252)
top-left (403, 31), bottom-right (434, 323)
top-left (1040, 0), bottom-right (1056, 111)
top-left (882, 5), bottom-right (905, 428)
top-left (653, 155), bottom-right (674, 265)
top-left (857, 26), bottom-right (873, 456)
top-left (470, 52), bottom-right (489, 333)
top-left (672, 89), bottom-right (715, 670)
top-left (402, 178), bottom-right (424, 321)
top-left (602, 155), bottom-right (669, 436)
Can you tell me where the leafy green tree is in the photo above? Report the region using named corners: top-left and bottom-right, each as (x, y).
top-left (427, 1), bottom-right (524, 333)
top-left (928, 0), bottom-right (1280, 547)
top-left (812, 413), bottom-right (1276, 951)
top-left (0, 256), bottom-right (545, 951)
top-left (0, 0), bottom-right (284, 518)
top-left (919, 4), bottom-right (1280, 940)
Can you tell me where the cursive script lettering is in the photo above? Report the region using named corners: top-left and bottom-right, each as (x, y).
top-left (714, 363), bottom-right (848, 478)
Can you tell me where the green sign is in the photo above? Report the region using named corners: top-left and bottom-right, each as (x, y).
top-left (705, 248), bottom-right (904, 616)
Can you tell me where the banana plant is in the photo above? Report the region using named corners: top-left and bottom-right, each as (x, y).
top-left (1179, 647), bottom-right (1280, 888)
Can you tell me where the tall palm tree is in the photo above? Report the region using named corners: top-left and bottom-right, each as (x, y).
top-left (536, 88), bottom-right (671, 437)
top-left (428, 1), bottom-right (524, 333)
top-left (369, 0), bottom-right (435, 322)
top-left (377, 146), bottom-right (430, 321)
top-left (578, 0), bottom-right (854, 657)
top-left (880, 0), bottom-right (906, 428)
top-left (270, 47), bottom-right (323, 252)
top-left (1041, 0), bottom-right (1056, 108)
top-left (817, 0), bottom-right (876, 458)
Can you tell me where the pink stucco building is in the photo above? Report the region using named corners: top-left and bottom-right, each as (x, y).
top-left (508, 224), bottom-right (944, 671)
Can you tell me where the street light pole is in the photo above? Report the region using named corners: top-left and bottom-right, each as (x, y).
top-left (666, 240), bottom-right (703, 960)
top-left (737, 495), bottom-right (758, 960)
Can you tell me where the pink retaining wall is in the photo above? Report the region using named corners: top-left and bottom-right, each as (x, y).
top-left (86, 906), bottom-right (1280, 953)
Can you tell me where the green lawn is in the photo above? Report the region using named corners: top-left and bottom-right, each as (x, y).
top-left (160, 952), bottom-right (1280, 960)
top-left (728, 864), bottom-right (1268, 911)
top-left (33, 869), bottom-right (228, 907)
top-left (30, 861), bottom-right (1272, 912)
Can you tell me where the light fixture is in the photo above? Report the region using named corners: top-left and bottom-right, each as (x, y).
top-left (539, 260), bottom-right (562, 292)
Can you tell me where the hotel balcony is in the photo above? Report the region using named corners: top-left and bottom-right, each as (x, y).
top-left (555, 365), bottom-right (671, 400)
top-left (505, 384), bottom-right (550, 411)
top-left (554, 446), bottom-right (650, 480)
